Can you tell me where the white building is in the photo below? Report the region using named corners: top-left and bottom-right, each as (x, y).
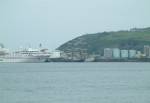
top-left (144, 45), bottom-right (150, 57)
top-left (104, 48), bottom-right (113, 58)
top-left (136, 51), bottom-right (142, 58)
top-left (50, 50), bottom-right (62, 58)
top-left (113, 48), bottom-right (120, 59)
top-left (129, 50), bottom-right (137, 58)
top-left (121, 50), bottom-right (128, 58)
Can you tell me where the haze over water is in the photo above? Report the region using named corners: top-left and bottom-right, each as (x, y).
top-left (0, 63), bottom-right (150, 103)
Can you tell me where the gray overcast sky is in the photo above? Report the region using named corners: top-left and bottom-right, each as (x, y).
top-left (0, 0), bottom-right (150, 50)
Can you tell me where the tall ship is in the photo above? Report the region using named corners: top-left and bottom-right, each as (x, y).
top-left (0, 45), bottom-right (51, 63)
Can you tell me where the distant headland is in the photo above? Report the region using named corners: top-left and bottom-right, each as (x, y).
top-left (1, 27), bottom-right (150, 62)
top-left (56, 27), bottom-right (150, 62)
top-left (57, 27), bottom-right (150, 55)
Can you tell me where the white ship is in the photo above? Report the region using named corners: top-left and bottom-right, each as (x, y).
top-left (0, 47), bottom-right (50, 63)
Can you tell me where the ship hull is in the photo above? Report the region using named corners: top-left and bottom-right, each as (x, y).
top-left (0, 56), bottom-right (49, 63)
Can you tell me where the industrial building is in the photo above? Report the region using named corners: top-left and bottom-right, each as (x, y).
top-left (144, 45), bottom-right (150, 57)
top-left (50, 50), bottom-right (62, 58)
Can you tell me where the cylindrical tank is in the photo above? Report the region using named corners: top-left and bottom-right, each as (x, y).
top-left (113, 48), bottom-right (120, 58)
top-left (129, 50), bottom-right (136, 58)
top-left (121, 50), bottom-right (128, 58)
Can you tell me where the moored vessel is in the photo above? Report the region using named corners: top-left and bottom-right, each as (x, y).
top-left (0, 46), bottom-right (50, 63)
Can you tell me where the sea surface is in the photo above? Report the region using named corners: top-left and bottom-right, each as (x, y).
top-left (0, 62), bottom-right (150, 103)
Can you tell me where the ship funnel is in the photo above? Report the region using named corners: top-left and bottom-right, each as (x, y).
top-left (0, 43), bottom-right (4, 48)
top-left (39, 43), bottom-right (42, 48)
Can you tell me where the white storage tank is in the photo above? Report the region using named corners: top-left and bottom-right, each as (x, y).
top-left (113, 48), bottom-right (120, 58)
top-left (129, 50), bottom-right (136, 58)
top-left (121, 50), bottom-right (128, 58)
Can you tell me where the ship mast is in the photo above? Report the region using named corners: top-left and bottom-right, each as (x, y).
top-left (39, 43), bottom-right (42, 49)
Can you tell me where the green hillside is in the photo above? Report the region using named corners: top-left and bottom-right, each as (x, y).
top-left (57, 27), bottom-right (150, 54)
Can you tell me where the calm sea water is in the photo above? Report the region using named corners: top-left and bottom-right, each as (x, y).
top-left (0, 63), bottom-right (150, 103)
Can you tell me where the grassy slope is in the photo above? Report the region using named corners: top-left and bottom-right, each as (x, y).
top-left (58, 27), bottom-right (150, 54)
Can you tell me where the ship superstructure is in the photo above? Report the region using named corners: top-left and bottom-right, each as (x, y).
top-left (0, 47), bottom-right (51, 63)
